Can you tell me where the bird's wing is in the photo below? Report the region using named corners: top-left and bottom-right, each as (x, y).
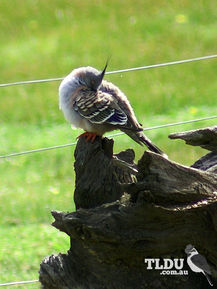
top-left (74, 89), bottom-right (129, 126)
top-left (100, 80), bottom-right (142, 130)
top-left (191, 254), bottom-right (211, 274)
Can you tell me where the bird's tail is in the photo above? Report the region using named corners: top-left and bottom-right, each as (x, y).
top-left (123, 129), bottom-right (167, 158)
top-left (203, 272), bottom-right (213, 287)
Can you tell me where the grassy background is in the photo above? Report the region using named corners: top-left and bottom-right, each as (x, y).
top-left (0, 0), bottom-right (216, 286)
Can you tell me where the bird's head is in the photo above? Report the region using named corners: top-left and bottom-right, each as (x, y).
top-left (59, 62), bottom-right (108, 108)
top-left (73, 62), bottom-right (108, 91)
top-left (185, 244), bottom-right (198, 255)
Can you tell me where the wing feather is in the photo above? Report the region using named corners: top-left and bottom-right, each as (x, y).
top-left (191, 254), bottom-right (211, 274)
top-left (74, 89), bottom-right (128, 126)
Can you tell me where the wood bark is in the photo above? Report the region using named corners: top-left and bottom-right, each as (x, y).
top-left (39, 126), bottom-right (217, 289)
top-left (169, 125), bottom-right (217, 152)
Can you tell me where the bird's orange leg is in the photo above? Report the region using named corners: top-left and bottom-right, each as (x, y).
top-left (77, 132), bottom-right (89, 139)
top-left (86, 132), bottom-right (97, 142)
top-left (77, 132), bottom-right (98, 143)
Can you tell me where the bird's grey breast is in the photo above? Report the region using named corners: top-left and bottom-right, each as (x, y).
top-left (59, 75), bottom-right (83, 126)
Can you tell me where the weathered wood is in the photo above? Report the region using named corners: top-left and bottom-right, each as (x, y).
top-left (39, 127), bottom-right (217, 289)
top-left (192, 152), bottom-right (217, 173)
top-left (134, 151), bottom-right (217, 204)
top-left (170, 125), bottom-right (217, 173)
top-left (74, 137), bottom-right (136, 209)
top-left (169, 125), bottom-right (217, 152)
top-left (40, 195), bottom-right (217, 289)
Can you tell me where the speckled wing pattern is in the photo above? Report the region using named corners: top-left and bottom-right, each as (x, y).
top-left (74, 88), bottom-right (128, 126)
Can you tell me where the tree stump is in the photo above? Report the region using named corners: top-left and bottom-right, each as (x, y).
top-left (39, 126), bottom-right (217, 289)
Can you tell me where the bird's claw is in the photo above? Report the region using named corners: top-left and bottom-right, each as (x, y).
top-left (77, 132), bottom-right (97, 143)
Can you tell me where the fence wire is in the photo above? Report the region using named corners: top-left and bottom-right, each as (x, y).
top-left (0, 115), bottom-right (216, 159)
top-left (0, 54), bottom-right (216, 160)
top-left (0, 54), bottom-right (216, 286)
top-left (0, 54), bottom-right (216, 88)
top-left (0, 280), bottom-right (39, 287)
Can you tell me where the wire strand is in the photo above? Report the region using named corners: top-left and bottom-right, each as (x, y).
top-left (106, 54), bottom-right (217, 75)
top-left (0, 280), bottom-right (39, 287)
top-left (0, 54), bottom-right (216, 88)
top-left (0, 142), bottom-right (78, 159)
top-left (0, 56), bottom-right (216, 287)
top-left (0, 115), bottom-right (216, 159)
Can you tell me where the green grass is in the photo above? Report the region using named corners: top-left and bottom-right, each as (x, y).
top-left (0, 225), bottom-right (69, 285)
top-left (0, 0), bottom-right (216, 287)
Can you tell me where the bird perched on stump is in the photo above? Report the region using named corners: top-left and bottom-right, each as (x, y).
top-left (59, 63), bottom-right (166, 157)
